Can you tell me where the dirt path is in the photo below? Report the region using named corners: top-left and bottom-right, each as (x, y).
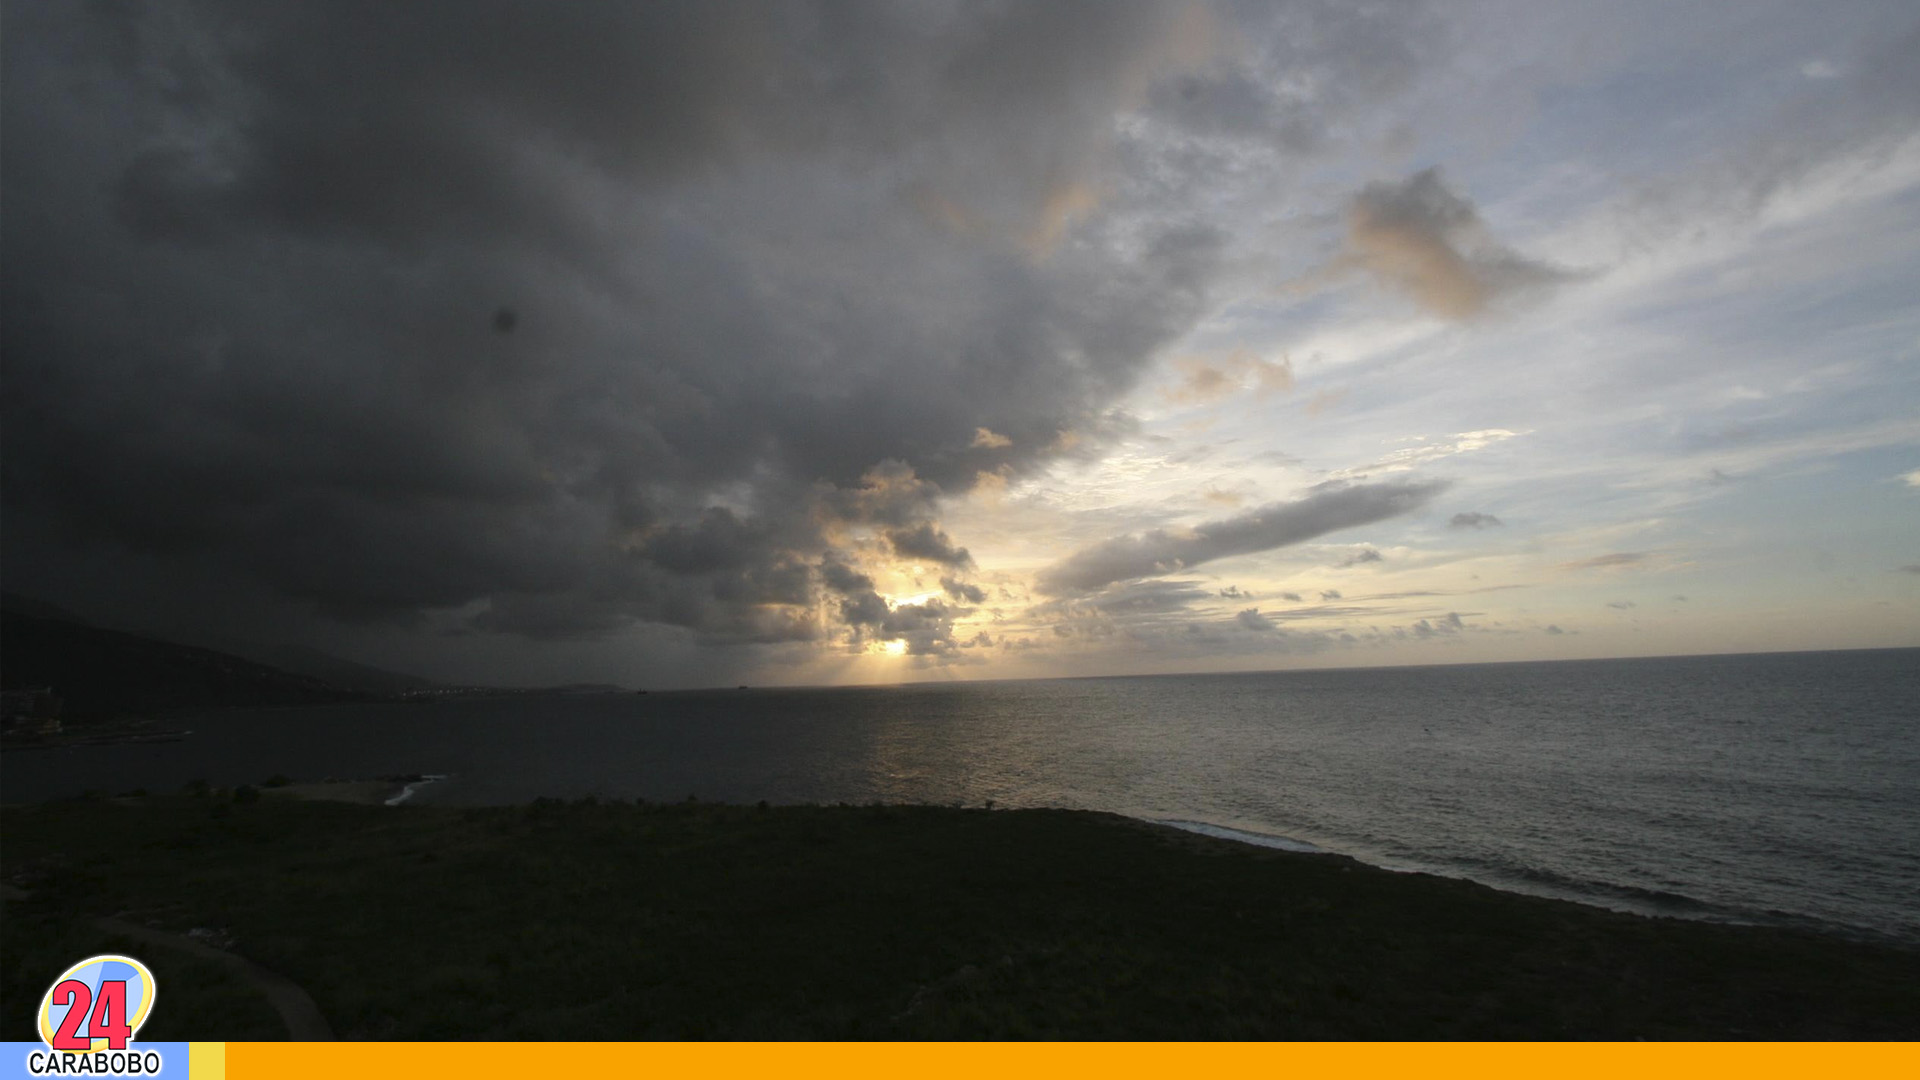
top-left (90, 917), bottom-right (336, 1041)
top-left (2, 884), bottom-right (333, 1040)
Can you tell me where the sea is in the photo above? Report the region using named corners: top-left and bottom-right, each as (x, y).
top-left (5, 648), bottom-right (1917, 947)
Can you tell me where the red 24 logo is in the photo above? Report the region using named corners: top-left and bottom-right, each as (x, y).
top-left (37, 956), bottom-right (157, 1052)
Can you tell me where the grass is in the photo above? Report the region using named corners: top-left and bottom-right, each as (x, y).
top-left (2, 792), bottom-right (1915, 1039)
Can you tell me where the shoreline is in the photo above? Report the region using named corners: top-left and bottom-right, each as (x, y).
top-left (3, 794), bottom-right (1913, 1039)
top-left (6, 765), bottom-right (1908, 951)
top-left (235, 779), bottom-right (1920, 950)
top-left (266, 774), bottom-right (448, 807)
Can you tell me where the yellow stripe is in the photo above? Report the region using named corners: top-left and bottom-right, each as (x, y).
top-left (188, 1041), bottom-right (226, 1080)
top-left (222, 1041), bottom-right (1920, 1080)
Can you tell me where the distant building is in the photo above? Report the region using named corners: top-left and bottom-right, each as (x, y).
top-left (2, 686), bottom-right (64, 734)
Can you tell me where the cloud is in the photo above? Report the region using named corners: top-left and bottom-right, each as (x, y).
top-left (1903, 470), bottom-right (1920, 488)
top-left (1337, 548), bottom-right (1384, 568)
top-left (1342, 168), bottom-right (1577, 319)
top-left (887, 523), bottom-right (973, 567)
top-left (1559, 552), bottom-right (1650, 572)
top-left (1036, 477), bottom-right (1447, 594)
top-left (941, 576), bottom-right (988, 604)
top-left (837, 596), bottom-right (970, 658)
top-left (1607, 600), bottom-right (1637, 610)
top-left (1303, 388), bottom-right (1348, 416)
top-left (1279, 592), bottom-right (1303, 602)
top-left (1235, 608), bottom-right (1274, 631)
top-left (1319, 590), bottom-right (1343, 601)
top-left (1899, 565), bottom-right (1920, 575)
top-left (1411, 612), bottom-right (1465, 638)
top-left (0, 0), bottom-right (1236, 657)
top-left (1544, 624), bottom-right (1564, 635)
top-left (1162, 349), bottom-right (1293, 405)
top-left (1450, 512), bottom-right (1502, 529)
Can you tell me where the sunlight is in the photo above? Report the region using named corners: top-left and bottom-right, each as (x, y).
top-left (882, 639), bottom-right (908, 657)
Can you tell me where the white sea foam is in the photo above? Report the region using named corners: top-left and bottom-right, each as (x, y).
top-left (385, 774), bottom-right (449, 806)
top-left (1150, 819), bottom-right (1324, 854)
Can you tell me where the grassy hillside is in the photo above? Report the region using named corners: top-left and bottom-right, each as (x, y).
top-left (3, 795), bottom-right (1914, 1040)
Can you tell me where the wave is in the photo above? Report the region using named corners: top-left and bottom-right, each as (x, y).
top-left (384, 774), bottom-right (449, 806)
top-left (1148, 818), bottom-right (1324, 854)
top-left (1138, 814), bottom-right (1913, 945)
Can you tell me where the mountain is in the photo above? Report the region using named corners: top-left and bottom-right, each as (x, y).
top-left (0, 610), bottom-right (369, 719)
top-left (0, 591), bottom-right (91, 625)
top-left (244, 643), bottom-right (439, 695)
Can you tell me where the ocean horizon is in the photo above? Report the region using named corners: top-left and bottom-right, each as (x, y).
top-left (5, 647), bottom-right (1917, 948)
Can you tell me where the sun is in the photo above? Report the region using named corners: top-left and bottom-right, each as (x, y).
top-left (882, 639), bottom-right (908, 657)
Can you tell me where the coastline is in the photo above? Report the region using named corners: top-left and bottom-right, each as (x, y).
top-left (253, 779), bottom-right (1912, 948)
top-left (264, 774), bottom-right (448, 807)
top-left (4, 792), bottom-right (1913, 1039)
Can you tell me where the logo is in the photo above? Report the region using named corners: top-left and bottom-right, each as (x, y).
top-left (26, 956), bottom-right (161, 1077)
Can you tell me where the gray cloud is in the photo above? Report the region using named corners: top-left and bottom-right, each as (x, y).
top-left (1036, 478), bottom-right (1448, 595)
top-left (1560, 552), bottom-right (1650, 572)
top-left (1235, 608), bottom-right (1274, 632)
top-left (1899, 565), bottom-right (1920, 575)
top-left (940, 576), bottom-right (988, 604)
top-left (1411, 613), bottom-right (1465, 638)
top-left (887, 523), bottom-right (973, 568)
top-left (1450, 512), bottom-right (1502, 529)
top-left (1, 0), bottom-right (1238, 659)
top-left (1343, 168), bottom-right (1576, 319)
top-left (1337, 548), bottom-right (1384, 567)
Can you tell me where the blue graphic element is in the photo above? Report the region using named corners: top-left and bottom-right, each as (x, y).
top-left (1, 1042), bottom-right (187, 1079)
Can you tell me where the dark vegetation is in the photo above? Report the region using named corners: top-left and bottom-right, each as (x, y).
top-left (3, 794), bottom-right (1915, 1040)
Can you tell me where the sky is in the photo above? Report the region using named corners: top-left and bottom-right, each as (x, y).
top-left (4, 0), bottom-right (1917, 690)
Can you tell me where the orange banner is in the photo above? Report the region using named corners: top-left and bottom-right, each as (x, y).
top-left (222, 1041), bottom-right (1919, 1080)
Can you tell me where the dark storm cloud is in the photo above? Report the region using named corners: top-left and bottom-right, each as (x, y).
top-left (1450, 512), bottom-right (1502, 529)
top-left (1, 1), bottom-right (1234, 649)
top-left (887, 523), bottom-right (973, 568)
top-left (819, 557), bottom-right (875, 597)
top-left (940, 577), bottom-right (988, 605)
top-left (1036, 478), bottom-right (1448, 595)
